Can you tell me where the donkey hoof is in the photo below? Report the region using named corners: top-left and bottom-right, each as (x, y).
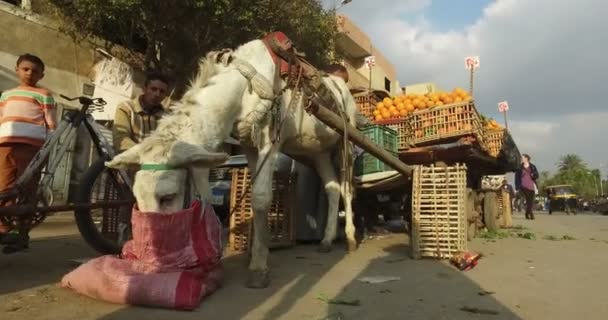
top-left (246, 270), bottom-right (270, 289)
top-left (347, 239), bottom-right (358, 252)
top-left (317, 243), bottom-right (333, 253)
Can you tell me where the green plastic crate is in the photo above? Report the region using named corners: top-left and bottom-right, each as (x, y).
top-left (355, 153), bottom-right (388, 175)
top-left (355, 125), bottom-right (398, 175)
top-left (361, 125), bottom-right (398, 153)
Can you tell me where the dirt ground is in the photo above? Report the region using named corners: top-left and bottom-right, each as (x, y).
top-left (1, 211), bottom-right (608, 320)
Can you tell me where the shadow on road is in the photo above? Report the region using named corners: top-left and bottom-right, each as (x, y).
top-left (323, 242), bottom-right (522, 320)
top-left (96, 235), bottom-right (521, 320)
top-left (0, 234), bottom-right (96, 296)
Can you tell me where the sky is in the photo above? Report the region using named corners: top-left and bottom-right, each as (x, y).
top-left (323, 0), bottom-right (608, 175)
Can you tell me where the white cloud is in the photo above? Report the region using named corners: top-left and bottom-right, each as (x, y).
top-left (338, 0), bottom-right (608, 171)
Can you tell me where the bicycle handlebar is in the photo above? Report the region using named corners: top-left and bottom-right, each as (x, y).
top-left (59, 95), bottom-right (107, 113)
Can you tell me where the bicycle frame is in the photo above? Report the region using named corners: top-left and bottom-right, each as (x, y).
top-left (0, 104), bottom-right (132, 205)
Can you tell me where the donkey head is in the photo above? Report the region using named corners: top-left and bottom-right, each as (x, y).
top-left (106, 139), bottom-right (228, 213)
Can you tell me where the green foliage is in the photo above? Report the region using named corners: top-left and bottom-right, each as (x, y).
top-left (538, 153), bottom-right (602, 198)
top-left (43, 0), bottom-right (339, 93)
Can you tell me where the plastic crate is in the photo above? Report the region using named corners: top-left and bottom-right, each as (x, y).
top-left (228, 167), bottom-right (296, 253)
top-left (355, 125), bottom-right (398, 175)
top-left (354, 153), bottom-right (389, 175)
top-left (411, 164), bottom-right (467, 259)
top-left (375, 118), bottom-right (413, 151)
top-left (360, 124), bottom-right (398, 153)
top-left (483, 128), bottom-right (505, 158)
top-left (406, 101), bottom-right (485, 147)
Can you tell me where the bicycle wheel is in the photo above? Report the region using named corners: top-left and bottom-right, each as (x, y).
top-left (74, 158), bottom-right (133, 254)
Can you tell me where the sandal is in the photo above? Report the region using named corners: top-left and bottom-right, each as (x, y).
top-left (1, 233), bottom-right (29, 254)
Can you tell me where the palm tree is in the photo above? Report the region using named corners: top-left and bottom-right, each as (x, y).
top-left (557, 154), bottom-right (585, 172)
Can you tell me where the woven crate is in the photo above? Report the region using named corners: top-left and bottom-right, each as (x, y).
top-left (228, 167), bottom-right (296, 253)
top-left (411, 164), bottom-right (467, 259)
top-left (484, 128), bottom-right (505, 158)
top-left (375, 118), bottom-right (413, 151)
top-left (354, 93), bottom-right (381, 120)
top-left (406, 101), bottom-right (485, 147)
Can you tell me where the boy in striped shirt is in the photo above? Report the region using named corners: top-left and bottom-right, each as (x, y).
top-left (0, 54), bottom-right (56, 252)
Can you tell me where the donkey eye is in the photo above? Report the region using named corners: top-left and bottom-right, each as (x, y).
top-left (159, 194), bottom-right (177, 206)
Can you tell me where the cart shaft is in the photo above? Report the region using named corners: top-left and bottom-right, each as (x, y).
top-left (310, 102), bottom-right (413, 177)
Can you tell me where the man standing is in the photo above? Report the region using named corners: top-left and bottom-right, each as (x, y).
top-left (112, 72), bottom-right (170, 153)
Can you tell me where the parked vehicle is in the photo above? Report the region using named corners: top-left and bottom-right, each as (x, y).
top-left (545, 184), bottom-right (578, 215)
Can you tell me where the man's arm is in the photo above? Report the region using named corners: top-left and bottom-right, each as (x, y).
top-left (112, 103), bottom-right (137, 152)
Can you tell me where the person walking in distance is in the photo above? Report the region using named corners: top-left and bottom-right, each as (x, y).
top-left (515, 154), bottom-right (539, 220)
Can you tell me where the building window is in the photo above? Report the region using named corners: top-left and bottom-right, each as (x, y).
top-left (384, 77), bottom-right (391, 92)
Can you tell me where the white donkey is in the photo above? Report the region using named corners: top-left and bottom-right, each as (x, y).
top-left (106, 38), bottom-right (358, 288)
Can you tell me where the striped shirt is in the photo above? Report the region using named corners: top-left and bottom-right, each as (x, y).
top-left (0, 86), bottom-right (57, 146)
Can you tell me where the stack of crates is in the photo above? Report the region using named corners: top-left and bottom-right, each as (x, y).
top-left (411, 164), bottom-right (467, 259)
top-left (354, 125), bottom-right (398, 175)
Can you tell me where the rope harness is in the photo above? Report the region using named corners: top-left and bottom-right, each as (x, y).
top-left (135, 37), bottom-right (354, 219)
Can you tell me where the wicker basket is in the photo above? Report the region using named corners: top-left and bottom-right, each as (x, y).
top-left (483, 128), bottom-right (505, 158)
top-left (228, 167), bottom-right (296, 253)
top-left (411, 164), bottom-right (468, 259)
top-left (354, 92), bottom-right (381, 121)
top-left (406, 101), bottom-right (485, 147)
top-left (374, 118), bottom-right (413, 151)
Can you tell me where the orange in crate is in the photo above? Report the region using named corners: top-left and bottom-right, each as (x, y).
top-left (405, 100), bottom-right (485, 147)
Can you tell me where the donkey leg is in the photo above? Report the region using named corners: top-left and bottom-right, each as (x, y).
top-left (340, 171), bottom-right (357, 252)
top-left (314, 153), bottom-right (341, 253)
top-left (244, 147), bottom-right (277, 289)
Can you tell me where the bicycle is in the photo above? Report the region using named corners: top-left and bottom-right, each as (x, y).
top-left (0, 95), bottom-right (134, 254)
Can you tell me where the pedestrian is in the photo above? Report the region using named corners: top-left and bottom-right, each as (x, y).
top-left (515, 154), bottom-right (539, 220)
top-left (112, 72), bottom-right (171, 153)
top-left (0, 53), bottom-right (57, 253)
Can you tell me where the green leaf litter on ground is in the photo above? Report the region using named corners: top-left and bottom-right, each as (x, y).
top-left (516, 232), bottom-right (536, 240)
top-left (543, 234), bottom-right (577, 241)
top-left (477, 229), bottom-right (537, 241)
top-left (478, 230), bottom-right (511, 239)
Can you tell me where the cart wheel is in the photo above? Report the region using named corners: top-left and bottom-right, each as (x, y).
top-left (74, 158), bottom-right (133, 255)
top-left (484, 191), bottom-right (499, 232)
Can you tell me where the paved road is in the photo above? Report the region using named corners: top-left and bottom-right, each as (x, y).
top-left (1, 211), bottom-right (607, 320)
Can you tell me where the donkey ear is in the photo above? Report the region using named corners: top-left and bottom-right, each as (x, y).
top-left (167, 141), bottom-right (229, 168)
top-left (105, 144), bottom-right (143, 169)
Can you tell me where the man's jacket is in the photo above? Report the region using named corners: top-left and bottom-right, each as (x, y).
top-left (112, 97), bottom-right (165, 153)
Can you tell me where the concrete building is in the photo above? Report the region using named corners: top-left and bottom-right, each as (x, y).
top-left (335, 14), bottom-right (401, 96)
top-left (0, 0), bottom-right (143, 204)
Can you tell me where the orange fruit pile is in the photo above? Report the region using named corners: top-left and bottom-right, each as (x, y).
top-left (485, 119), bottom-right (503, 130)
top-left (373, 87), bottom-right (472, 122)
